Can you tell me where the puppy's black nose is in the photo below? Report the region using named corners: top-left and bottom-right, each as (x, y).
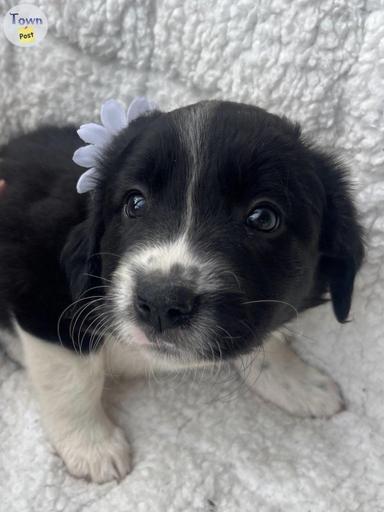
top-left (135, 281), bottom-right (198, 332)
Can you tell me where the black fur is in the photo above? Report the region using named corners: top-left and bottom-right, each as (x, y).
top-left (0, 101), bottom-right (364, 358)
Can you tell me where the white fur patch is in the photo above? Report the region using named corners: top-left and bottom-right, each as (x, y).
top-left (176, 103), bottom-right (211, 232)
top-left (129, 235), bottom-right (198, 274)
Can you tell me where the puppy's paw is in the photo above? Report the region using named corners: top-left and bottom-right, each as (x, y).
top-left (55, 423), bottom-right (131, 483)
top-left (238, 336), bottom-right (345, 419)
top-left (272, 364), bottom-right (344, 418)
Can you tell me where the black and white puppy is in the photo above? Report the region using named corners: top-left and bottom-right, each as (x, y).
top-left (0, 101), bottom-right (364, 482)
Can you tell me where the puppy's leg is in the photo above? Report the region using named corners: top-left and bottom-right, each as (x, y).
top-left (19, 326), bottom-right (131, 483)
top-left (235, 332), bottom-right (344, 418)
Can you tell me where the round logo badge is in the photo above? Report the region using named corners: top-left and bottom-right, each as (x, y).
top-left (3, 4), bottom-right (48, 47)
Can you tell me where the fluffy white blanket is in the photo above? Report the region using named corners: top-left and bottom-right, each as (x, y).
top-left (1, 1), bottom-right (383, 510)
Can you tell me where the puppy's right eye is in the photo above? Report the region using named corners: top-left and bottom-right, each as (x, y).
top-left (124, 191), bottom-right (147, 218)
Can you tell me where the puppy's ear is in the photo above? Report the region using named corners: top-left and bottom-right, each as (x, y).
top-left (316, 153), bottom-right (364, 322)
top-left (61, 204), bottom-right (104, 299)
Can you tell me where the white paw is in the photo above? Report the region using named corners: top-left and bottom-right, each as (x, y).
top-left (240, 334), bottom-right (345, 419)
top-left (275, 365), bottom-right (344, 418)
top-left (255, 359), bottom-right (344, 418)
top-left (55, 423), bottom-right (131, 483)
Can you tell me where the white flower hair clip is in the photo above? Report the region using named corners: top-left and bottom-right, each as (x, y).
top-left (73, 97), bottom-right (158, 193)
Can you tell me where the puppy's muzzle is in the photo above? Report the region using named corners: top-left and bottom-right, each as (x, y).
top-left (134, 275), bottom-right (199, 332)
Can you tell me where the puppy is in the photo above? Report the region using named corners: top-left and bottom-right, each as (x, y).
top-left (0, 100), bottom-right (364, 482)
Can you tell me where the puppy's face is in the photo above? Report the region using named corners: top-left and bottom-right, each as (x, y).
top-left (64, 101), bottom-right (363, 361)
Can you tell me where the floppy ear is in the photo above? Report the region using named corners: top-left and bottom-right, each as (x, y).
top-left (60, 198), bottom-right (104, 300)
top-left (317, 153), bottom-right (365, 322)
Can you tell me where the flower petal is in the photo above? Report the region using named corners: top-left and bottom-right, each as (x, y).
top-left (77, 123), bottom-right (109, 146)
top-left (76, 168), bottom-right (100, 194)
top-left (100, 99), bottom-right (127, 134)
top-left (72, 145), bottom-right (100, 168)
top-left (127, 97), bottom-right (158, 124)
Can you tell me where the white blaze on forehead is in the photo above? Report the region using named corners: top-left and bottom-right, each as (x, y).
top-left (174, 102), bottom-right (214, 233)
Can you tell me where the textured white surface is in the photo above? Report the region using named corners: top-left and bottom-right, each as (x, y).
top-left (0, 0), bottom-right (383, 510)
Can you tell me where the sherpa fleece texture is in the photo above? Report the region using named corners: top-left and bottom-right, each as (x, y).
top-left (0, 1), bottom-right (383, 510)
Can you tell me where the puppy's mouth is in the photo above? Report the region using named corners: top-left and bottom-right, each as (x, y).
top-left (125, 325), bottom-right (178, 354)
top-left (124, 313), bottom-right (257, 362)
top-left (126, 323), bottom-right (187, 357)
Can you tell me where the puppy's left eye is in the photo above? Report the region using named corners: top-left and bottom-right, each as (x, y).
top-left (124, 191), bottom-right (147, 218)
top-left (246, 204), bottom-right (281, 232)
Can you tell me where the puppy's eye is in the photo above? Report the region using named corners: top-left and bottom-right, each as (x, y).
top-left (124, 191), bottom-right (147, 218)
top-left (246, 205), bottom-right (280, 232)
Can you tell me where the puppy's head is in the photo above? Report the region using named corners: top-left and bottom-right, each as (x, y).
top-left (62, 101), bottom-right (364, 360)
